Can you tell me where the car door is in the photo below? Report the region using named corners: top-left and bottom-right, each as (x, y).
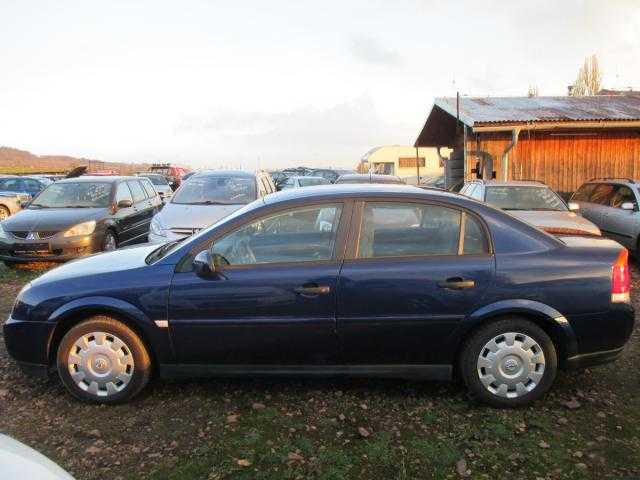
top-left (125, 180), bottom-right (151, 243)
top-left (579, 183), bottom-right (615, 227)
top-left (111, 181), bottom-right (137, 245)
top-left (337, 200), bottom-right (494, 365)
top-left (603, 185), bottom-right (640, 249)
top-left (168, 201), bottom-right (350, 364)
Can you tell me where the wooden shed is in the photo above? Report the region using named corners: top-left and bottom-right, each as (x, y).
top-left (414, 95), bottom-right (640, 197)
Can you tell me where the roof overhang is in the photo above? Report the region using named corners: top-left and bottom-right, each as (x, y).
top-left (472, 120), bottom-right (640, 132)
top-left (414, 104), bottom-right (461, 147)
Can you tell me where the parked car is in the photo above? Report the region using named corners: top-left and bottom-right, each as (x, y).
top-left (0, 434), bottom-right (74, 479)
top-left (460, 180), bottom-right (601, 236)
top-left (149, 170), bottom-right (276, 243)
top-left (570, 178), bottom-right (640, 252)
top-left (335, 173), bottom-right (405, 184)
top-left (309, 169), bottom-right (357, 184)
top-left (0, 192), bottom-right (27, 221)
top-left (281, 176), bottom-right (331, 189)
top-left (0, 175), bottom-right (52, 199)
top-left (4, 184), bottom-right (634, 407)
top-left (149, 164), bottom-right (190, 190)
top-left (0, 176), bottom-right (161, 265)
top-left (136, 172), bottom-right (174, 202)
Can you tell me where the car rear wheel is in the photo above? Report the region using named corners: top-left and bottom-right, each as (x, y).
top-left (102, 230), bottom-right (117, 252)
top-left (0, 205), bottom-right (10, 221)
top-left (460, 317), bottom-right (557, 408)
top-left (56, 316), bottom-right (151, 404)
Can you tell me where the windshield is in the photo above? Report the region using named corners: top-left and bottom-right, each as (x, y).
top-left (485, 186), bottom-right (567, 211)
top-left (172, 175), bottom-right (257, 205)
top-left (299, 177), bottom-right (329, 187)
top-left (139, 174), bottom-right (168, 186)
top-left (29, 182), bottom-right (112, 208)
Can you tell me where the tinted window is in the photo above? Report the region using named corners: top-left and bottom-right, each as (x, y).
top-left (571, 183), bottom-right (596, 201)
top-left (211, 204), bottom-right (343, 265)
top-left (463, 214), bottom-right (489, 254)
top-left (115, 182), bottom-right (133, 204)
top-left (485, 186), bottom-right (565, 211)
top-left (30, 182), bottom-right (112, 208)
top-left (589, 183), bottom-right (616, 205)
top-left (610, 186), bottom-right (636, 208)
top-left (358, 203), bottom-right (462, 258)
top-left (299, 177), bottom-right (330, 187)
top-left (172, 175), bottom-right (257, 205)
top-left (128, 180), bottom-right (146, 203)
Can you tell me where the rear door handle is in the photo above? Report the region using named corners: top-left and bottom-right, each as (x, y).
top-left (437, 277), bottom-right (476, 290)
top-left (294, 285), bottom-right (331, 296)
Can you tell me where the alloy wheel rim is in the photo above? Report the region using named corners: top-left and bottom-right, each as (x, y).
top-left (103, 234), bottom-right (116, 251)
top-left (476, 332), bottom-right (545, 398)
top-left (67, 331), bottom-right (134, 397)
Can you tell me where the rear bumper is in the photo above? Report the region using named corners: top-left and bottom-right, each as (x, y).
top-left (565, 346), bottom-right (625, 370)
top-left (3, 316), bottom-right (55, 365)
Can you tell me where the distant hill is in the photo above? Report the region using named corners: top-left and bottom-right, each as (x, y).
top-left (0, 146), bottom-right (150, 175)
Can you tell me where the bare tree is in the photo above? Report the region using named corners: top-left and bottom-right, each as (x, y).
top-left (527, 85), bottom-right (539, 97)
top-left (570, 55), bottom-right (603, 96)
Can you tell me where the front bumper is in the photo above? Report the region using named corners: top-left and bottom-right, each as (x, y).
top-left (3, 316), bottom-right (55, 366)
top-left (0, 233), bottom-right (101, 263)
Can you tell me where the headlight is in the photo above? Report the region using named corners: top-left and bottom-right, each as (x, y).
top-left (63, 220), bottom-right (96, 237)
top-left (150, 216), bottom-right (166, 236)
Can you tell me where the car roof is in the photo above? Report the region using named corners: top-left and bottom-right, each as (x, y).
top-left (471, 180), bottom-right (546, 187)
top-left (192, 170), bottom-right (256, 178)
top-left (337, 173), bottom-right (403, 183)
top-left (55, 175), bottom-right (139, 184)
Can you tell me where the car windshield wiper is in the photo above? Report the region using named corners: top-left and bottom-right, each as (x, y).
top-left (62, 205), bottom-right (96, 208)
top-left (186, 200), bottom-right (233, 205)
top-left (28, 203), bottom-right (49, 208)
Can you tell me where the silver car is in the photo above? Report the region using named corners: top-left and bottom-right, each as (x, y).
top-left (0, 192), bottom-right (27, 221)
top-left (570, 178), bottom-right (640, 251)
top-left (149, 170), bottom-right (277, 243)
top-left (460, 180), bottom-right (601, 236)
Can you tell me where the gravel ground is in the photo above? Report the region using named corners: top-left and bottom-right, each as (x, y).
top-left (1, 263), bottom-right (639, 480)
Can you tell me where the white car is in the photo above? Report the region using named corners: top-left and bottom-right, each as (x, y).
top-left (0, 434), bottom-right (74, 479)
top-left (136, 173), bottom-right (174, 203)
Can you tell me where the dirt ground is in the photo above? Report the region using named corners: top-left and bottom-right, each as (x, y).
top-left (1, 264), bottom-right (639, 480)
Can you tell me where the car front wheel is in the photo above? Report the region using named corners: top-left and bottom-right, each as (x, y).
top-left (56, 316), bottom-right (152, 404)
top-left (460, 317), bottom-right (557, 408)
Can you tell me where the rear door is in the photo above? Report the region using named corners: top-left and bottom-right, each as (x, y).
top-left (112, 181), bottom-right (137, 244)
top-left (337, 200), bottom-right (494, 365)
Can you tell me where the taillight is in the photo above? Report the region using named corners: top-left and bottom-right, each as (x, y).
top-left (611, 248), bottom-right (631, 303)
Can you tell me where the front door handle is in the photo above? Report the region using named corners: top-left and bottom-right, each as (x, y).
top-left (437, 277), bottom-right (476, 290)
top-left (294, 285), bottom-right (331, 296)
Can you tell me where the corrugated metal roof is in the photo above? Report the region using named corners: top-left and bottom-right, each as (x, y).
top-left (435, 95), bottom-right (640, 126)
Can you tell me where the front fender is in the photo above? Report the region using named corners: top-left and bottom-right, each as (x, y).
top-left (46, 296), bottom-right (173, 364)
top-left (452, 299), bottom-right (578, 364)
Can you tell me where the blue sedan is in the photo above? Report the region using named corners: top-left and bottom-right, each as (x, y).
top-left (3, 184), bottom-right (635, 407)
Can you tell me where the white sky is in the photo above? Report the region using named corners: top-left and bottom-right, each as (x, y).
top-left (1, 0), bottom-right (639, 169)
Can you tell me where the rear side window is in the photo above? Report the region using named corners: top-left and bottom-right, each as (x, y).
top-left (589, 183), bottom-right (616, 205)
top-left (127, 180), bottom-right (146, 203)
top-left (463, 214), bottom-right (489, 254)
top-left (571, 183), bottom-right (596, 201)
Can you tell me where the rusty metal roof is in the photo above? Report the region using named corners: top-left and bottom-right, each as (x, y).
top-left (435, 95), bottom-right (640, 126)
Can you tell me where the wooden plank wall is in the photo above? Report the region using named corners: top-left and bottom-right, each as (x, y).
top-left (465, 129), bottom-right (640, 197)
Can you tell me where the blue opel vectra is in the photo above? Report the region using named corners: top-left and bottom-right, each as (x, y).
top-left (3, 184), bottom-right (635, 407)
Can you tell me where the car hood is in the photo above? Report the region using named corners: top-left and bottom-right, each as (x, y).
top-left (1, 207), bottom-right (107, 232)
top-left (508, 210), bottom-right (601, 235)
top-left (32, 243), bottom-right (160, 285)
top-left (156, 202), bottom-right (244, 229)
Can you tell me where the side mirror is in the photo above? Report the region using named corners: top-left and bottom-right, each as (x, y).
top-left (193, 250), bottom-right (216, 277)
top-left (117, 199), bottom-right (133, 209)
top-left (621, 202), bottom-right (636, 211)
top-left (568, 202), bottom-right (580, 211)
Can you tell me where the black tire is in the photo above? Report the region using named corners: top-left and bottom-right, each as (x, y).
top-left (102, 230), bottom-right (118, 252)
top-left (56, 316), bottom-right (152, 404)
top-left (460, 317), bottom-right (557, 408)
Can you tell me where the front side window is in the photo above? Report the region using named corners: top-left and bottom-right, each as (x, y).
top-left (30, 182), bottom-right (112, 208)
top-left (485, 186), bottom-right (566, 211)
top-left (141, 179), bottom-right (156, 198)
top-left (115, 182), bottom-right (133, 203)
top-left (610, 186), bottom-right (636, 208)
top-left (358, 203), bottom-right (484, 258)
top-left (128, 180), bottom-right (146, 203)
top-left (210, 204), bottom-right (343, 266)
top-left (571, 183), bottom-right (596, 201)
